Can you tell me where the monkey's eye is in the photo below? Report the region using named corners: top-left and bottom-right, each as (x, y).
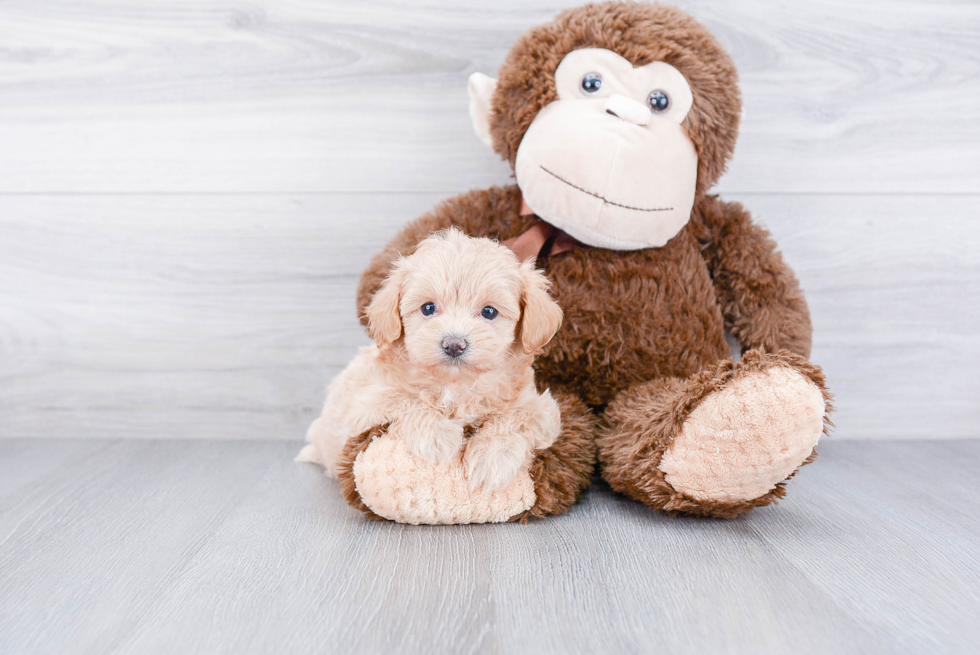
top-left (580, 72), bottom-right (603, 95)
top-left (647, 90), bottom-right (670, 113)
top-left (480, 306), bottom-right (498, 320)
top-left (421, 302), bottom-right (437, 316)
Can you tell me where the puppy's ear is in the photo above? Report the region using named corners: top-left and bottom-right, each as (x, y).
top-left (518, 262), bottom-right (563, 354)
top-left (366, 263), bottom-right (407, 349)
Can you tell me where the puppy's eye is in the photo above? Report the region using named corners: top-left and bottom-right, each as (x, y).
top-left (421, 302), bottom-right (436, 316)
top-left (581, 72), bottom-right (602, 95)
top-left (480, 306), bottom-right (498, 320)
top-left (647, 89), bottom-right (670, 113)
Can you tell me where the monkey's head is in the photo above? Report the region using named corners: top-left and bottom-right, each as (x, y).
top-left (468, 2), bottom-right (741, 250)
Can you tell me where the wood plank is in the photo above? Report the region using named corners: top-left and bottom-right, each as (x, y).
top-left (0, 440), bottom-right (283, 655)
top-left (481, 488), bottom-right (882, 654)
top-left (117, 447), bottom-right (498, 655)
top-left (748, 441), bottom-right (980, 654)
top-left (766, 194), bottom-right (980, 439)
top-left (0, 193), bottom-right (445, 441)
top-left (0, 439), bottom-right (977, 654)
top-left (1, 193), bottom-right (977, 440)
top-left (0, 0), bottom-right (975, 194)
top-left (0, 439), bottom-right (117, 544)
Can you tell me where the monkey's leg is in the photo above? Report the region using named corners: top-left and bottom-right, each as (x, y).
top-left (508, 391), bottom-right (597, 522)
top-left (597, 349), bottom-right (831, 519)
top-left (334, 392), bottom-right (597, 524)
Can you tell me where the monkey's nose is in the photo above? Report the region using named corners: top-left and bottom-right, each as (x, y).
top-left (604, 94), bottom-right (651, 126)
top-left (442, 336), bottom-right (468, 359)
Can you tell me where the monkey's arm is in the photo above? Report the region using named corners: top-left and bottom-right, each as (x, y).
top-left (693, 195), bottom-right (812, 358)
top-left (356, 185), bottom-right (525, 323)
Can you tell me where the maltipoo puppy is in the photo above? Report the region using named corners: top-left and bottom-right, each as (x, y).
top-left (298, 227), bottom-right (564, 491)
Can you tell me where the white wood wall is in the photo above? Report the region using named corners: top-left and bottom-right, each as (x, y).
top-left (1, 0), bottom-right (977, 440)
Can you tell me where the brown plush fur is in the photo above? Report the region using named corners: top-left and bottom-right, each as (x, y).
top-left (351, 2), bottom-right (828, 519)
top-left (336, 425), bottom-right (388, 521)
top-left (510, 392), bottom-right (599, 522)
top-left (691, 196), bottom-right (813, 357)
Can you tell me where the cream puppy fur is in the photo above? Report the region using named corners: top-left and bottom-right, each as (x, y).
top-left (298, 228), bottom-right (564, 492)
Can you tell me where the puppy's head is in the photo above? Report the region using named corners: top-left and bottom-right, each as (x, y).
top-left (366, 227), bottom-right (563, 372)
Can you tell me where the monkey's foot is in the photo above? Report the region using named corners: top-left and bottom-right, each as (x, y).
top-left (600, 350), bottom-right (831, 519)
top-left (342, 431), bottom-right (536, 525)
top-left (334, 392), bottom-right (597, 524)
top-left (659, 357), bottom-right (826, 504)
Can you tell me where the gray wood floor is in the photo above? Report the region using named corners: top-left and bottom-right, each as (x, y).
top-left (1, 438), bottom-right (978, 655)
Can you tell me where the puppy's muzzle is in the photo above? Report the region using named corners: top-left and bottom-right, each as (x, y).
top-left (442, 336), bottom-right (468, 359)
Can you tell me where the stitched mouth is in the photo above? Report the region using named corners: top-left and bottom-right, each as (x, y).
top-left (540, 166), bottom-right (673, 212)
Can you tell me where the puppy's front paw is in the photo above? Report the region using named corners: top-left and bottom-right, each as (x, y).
top-left (391, 416), bottom-right (464, 465)
top-left (464, 435), bottom-right (527, 492)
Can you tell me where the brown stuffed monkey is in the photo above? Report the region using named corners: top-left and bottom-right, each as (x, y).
top-left (338, 1), bottom-right (832, 523)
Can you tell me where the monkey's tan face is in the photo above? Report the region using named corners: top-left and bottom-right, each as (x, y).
top-left (470, 48), bottom-right (699, 250)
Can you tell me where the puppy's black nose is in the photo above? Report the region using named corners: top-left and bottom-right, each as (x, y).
top-left (442, 336), bottom-right (467, 358)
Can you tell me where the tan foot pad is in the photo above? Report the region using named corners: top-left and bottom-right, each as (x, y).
top-left (353, 435), bottom-right (536, 525)
top-left (659, 366), bottom-right (826, 503)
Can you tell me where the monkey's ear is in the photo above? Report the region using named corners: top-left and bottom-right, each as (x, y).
top-left (468, 72), bottom-right (498, 150)
top-left (366, 264), bottom-right (407, 349)
top-left (518, 262), bottom-right (563, 355)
